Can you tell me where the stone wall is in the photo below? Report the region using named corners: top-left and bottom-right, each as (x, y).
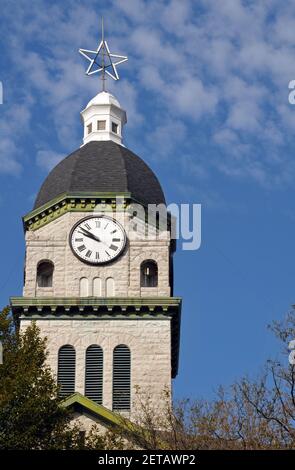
top-left (21, 209), bottom-right (173, 420)
top-left (24, 211), bottom-right (171, 298)
top-left (20, 318), bottom-right (172, 420)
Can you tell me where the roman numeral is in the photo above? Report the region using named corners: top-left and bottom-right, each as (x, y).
top-left (84, 223), bottom-right (91, 230)
top-left (104, 223), bottom-right (109, 229)
top-left (109, 244), bottom-right (118, 251)
top-left (78, 245), bottom-right (86, 252)
top-left (111, 229), bottom-right (117, 234)
top-left (105, 250), bottom-right (110, 257)
top-left (96, 252), bottom-right (100, 260)
top-left (86, 250), bottom-right (92, 258)
top-left (95, 220), bottom-right (101, 228)
top-left (112, 238), bottom-right (120, 242)
top-left (75, 238), bottom-right (83, 242)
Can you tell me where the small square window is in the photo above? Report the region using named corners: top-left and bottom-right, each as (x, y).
top-left (112, 122), bottom-right (118, 134)
top-left (97, 120), bottom-right (106, 131)
top-left (87, 123), bottom-right (92, 135)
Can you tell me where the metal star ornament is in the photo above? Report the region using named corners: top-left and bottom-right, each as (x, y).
top-left (79, 19), bottom-right (128, 91)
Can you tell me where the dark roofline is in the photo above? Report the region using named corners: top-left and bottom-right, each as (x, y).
top-left (34, 141), bottom-right (165, 210)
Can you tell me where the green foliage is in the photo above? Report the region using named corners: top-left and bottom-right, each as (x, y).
top-left (0, 305), bottom-right (294, 450)
top-left (104, 315), bottom-right (295, 450)
top-left (0, 307), bottom-right (82, 449)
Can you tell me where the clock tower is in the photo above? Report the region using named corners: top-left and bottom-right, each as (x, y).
top-left (11, 32), bottom-right (182, 430)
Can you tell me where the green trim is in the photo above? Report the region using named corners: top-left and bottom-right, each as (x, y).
top-left (62, 393), bottom-right (167, 446)
top-left (26, 192), bottom-right (131, 219)
top-left (23, 192), bottom-right (173, 233)
top-left (10, 296), bottom-right (181, 317)
top-left (16, 314), bottom-right (171, 321)
top-left (62, 392), bottom-right (134, 430)
top-left (23, 192), bottom-right (131, 232)
top-left (11, 296), bottom-right (181, 309)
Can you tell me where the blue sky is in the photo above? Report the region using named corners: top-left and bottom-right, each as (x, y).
top-left (1, 0), bottom-right (295, 400)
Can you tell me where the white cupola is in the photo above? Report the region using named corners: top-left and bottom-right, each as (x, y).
top-left (81, 91), bottom-right (127, 146)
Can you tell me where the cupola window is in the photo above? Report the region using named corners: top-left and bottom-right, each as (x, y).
top-left (37, 261), bottom-right (54, 287)
top-left (140, 260), bottom-right (158, 287)
top-left (97, 120), bottom-right (106, 130)
top-left (87, 123), bottom-right (92, 134)
top-left (112, 122), bottom-right (118, 134)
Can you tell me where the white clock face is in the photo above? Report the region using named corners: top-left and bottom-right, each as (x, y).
top-left (70, 216), bottom-right (126, 265)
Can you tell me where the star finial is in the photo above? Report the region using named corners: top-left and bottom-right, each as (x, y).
top-left (79, 18), bottom-right (128, 91)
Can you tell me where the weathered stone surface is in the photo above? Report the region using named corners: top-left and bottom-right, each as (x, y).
top-left (21, 210), bottom-right (173, 421)
top-left (24, 211), bottom-right (171, 298)
top-left (21, 318), bottom-right (172, 419)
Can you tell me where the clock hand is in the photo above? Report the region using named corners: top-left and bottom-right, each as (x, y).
top-left (79, 227), bottom-right (116, 249)
top-left (78, 229), bottom-right (101, 242)
top-left (80, 228), bottom-right (111, 247)
top-left (82, 230), bottom-right (110, 248)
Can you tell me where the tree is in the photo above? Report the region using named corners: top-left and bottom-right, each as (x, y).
top-left (103, 312), bottom-right (295, 450)
top-left (1, 304), bottom-right (294, 450)
top-left (0, 307), bottom-right (84, 449)
top-left (233, 312), bottom-right (295, 448)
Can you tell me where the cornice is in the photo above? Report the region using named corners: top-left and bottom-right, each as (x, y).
top-left (23, 192), bottom-right (131, 232)
top-left (23, 192), bottom-right (173, 239)
top-left (11, 296), bottom-right (182, 377)
top-left (10, 296), bottom-right (181, 312)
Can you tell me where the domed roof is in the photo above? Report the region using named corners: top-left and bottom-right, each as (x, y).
top-left (85, 91), bottom-right (121, 109)
top-left (34, 141), bottom-right (166, 209)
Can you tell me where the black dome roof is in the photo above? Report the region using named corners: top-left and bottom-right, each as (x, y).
top-left (34, 141), bottom-right (165, 209)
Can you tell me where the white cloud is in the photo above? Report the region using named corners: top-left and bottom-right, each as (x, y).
top-left (0, 102), bottom-right (31, 175)
top-left (167, 78), bottom-right (218, 119)
top-left (36, 150), bottom-right (64, 171)
top-left (2, 0), bottom-right (295, 188)
top-left (0, 138), bottom-right (22, 175)
top-left (148, 117), bottom-right (187, 158)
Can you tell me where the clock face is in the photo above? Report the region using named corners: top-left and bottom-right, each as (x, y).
top-left (70, 216), bottom-right (126, 265)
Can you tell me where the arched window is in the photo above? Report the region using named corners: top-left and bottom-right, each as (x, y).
top-left (85, 345), bottom-right (103, 404)
top-left (37, 261), bottom-right (54, 287)
top-left (80, 277), bottom-right (89, 297)
top-left (113, 344), bottom-right (131, 411)
top-left (106, 277), bottom-right (115, 297)
top-left (93, 277), bottom-right (102, 297)
top-left (57, 345), bottom-right (76, 398)
top-left (140, 260), bottom-right (158, 287)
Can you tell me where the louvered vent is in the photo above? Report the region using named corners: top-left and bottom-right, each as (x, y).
top-left (113, 344), bottom-right (131, 411)
top-left (57, 345), bottom-right (76, 398)
top-left (85, 345), bottom-right (103, 404)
